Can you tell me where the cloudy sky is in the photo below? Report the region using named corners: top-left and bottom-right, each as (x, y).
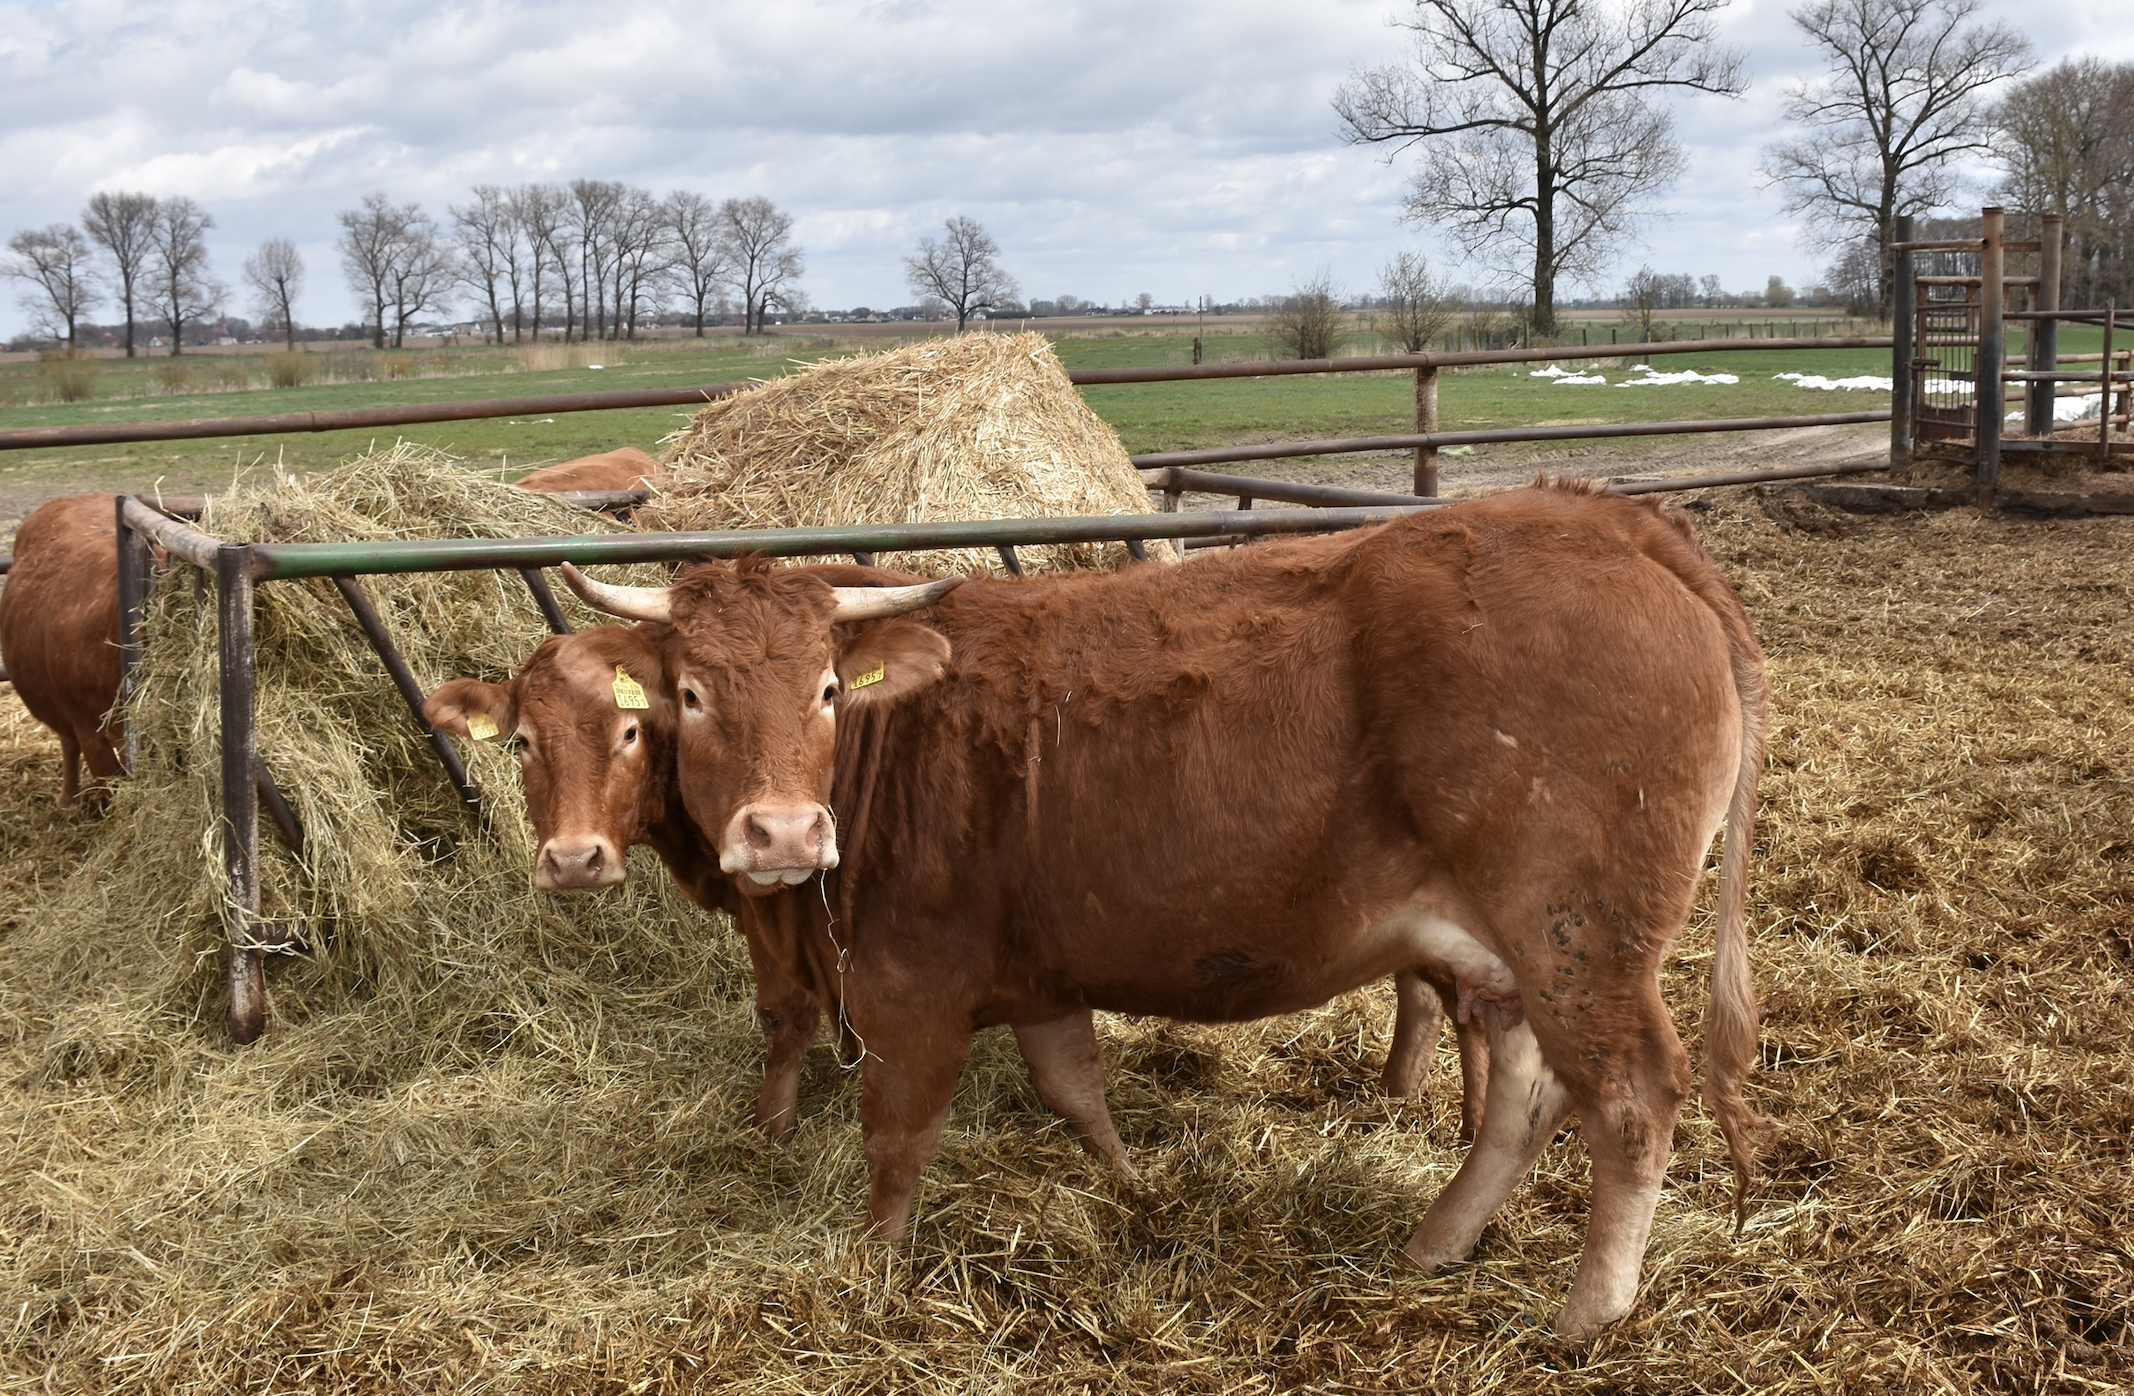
top-left (1, 0), bottom-right (2127, 337)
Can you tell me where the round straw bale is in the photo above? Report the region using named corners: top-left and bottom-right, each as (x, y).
top-left (642, 331), bottom-right (1172, 574)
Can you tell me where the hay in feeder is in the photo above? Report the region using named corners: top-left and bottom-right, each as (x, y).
top-left (642, 331), bottom-right (1172, 574)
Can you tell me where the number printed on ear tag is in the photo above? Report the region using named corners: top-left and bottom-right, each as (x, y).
top-left (612, 667), bottom-right (650, 710)
top-left (465, 713), bottom-right (499, 741)
top-left (847, 662), bottom-right (886, 691)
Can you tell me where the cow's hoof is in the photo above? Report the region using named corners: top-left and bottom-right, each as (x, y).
top-left (1550, 1292), bottom-right (1632, 1339)
top-left (1396, 1234), bottom-right (1466, 1274)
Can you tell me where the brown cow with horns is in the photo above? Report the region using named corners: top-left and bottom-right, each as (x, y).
top-left (562, 480), bottom-right (1768, 1337)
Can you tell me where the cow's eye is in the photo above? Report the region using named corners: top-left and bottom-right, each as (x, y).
top-left (680, 687), bottom-right (701, 710)
top-left (621, 724), bottom-right (639, 746)
top-left (821, 681), bottom-right (840, 704)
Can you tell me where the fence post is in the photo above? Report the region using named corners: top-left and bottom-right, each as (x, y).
top-left (1976, 207), bottom-right (2005, 502)
top-left (1413, 363), bottom-right (1440, 497)
top-left (218, 543), bottom-right (267, 1045)
top-left (2029, 214), bottom-right (2063, 436)
top-left (1891, 215), bottom-right (1915, 467)
top-left (114, 495), bottom-right (151, 772)
top-left (2102, 302), bottom-right (2117, 464)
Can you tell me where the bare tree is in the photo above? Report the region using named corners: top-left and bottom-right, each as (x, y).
top-left (608, 187), bottom-right (669, 340)
top-left (5, 225), bottom-right (99, 350)
top-left (385, 211), bottom-right (450, 348)
top-left (1375, 250), bottom-right (1457, 352)
top-left (1335, 0), bottom-right (1744, 333)
top-left (664, 190), bottom-right (730, 335)
top-left (1994, 58), bottom-right (2134, 307)
top-left (567, 179), bottom-right (627, 341)
top-left (903, 217), bottom-right (1017, 332)
top-left (243, 238), bottom-right (305, 350)
top-left (147, 198), bottom-right (221, 356)
top-left (82, 192), bottom-right (158, 357)
top-left (720, 197), bottom-right (805, 335)
top-left (1760, 0), bottom-right (2032, 317)
top-left (452, 185), bottom-right (525, 344)
top-left (339, 192), bottom-right (412, 349)
top-left (512, 184), bottom-right (571, 340)
top-left (1266, 272), bottom-right (1345, 360)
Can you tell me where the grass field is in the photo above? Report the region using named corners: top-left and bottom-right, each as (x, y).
top-left (0, 490), bottom-right (2127, 1391)
top-left (0, 327), bottom-right (1914, 516)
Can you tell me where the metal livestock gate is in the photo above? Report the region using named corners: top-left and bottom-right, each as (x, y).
top-left (0, 333), bottom-right (1904, 1041)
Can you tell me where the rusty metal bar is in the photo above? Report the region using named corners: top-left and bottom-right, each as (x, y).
top-left (119, 496), bottom-right (221, 570)
top-left (1892, 215), bottom-right (1915, 466)
top-left (1977, 208), bottom-right (2006, 500)
top-left (1414, 365), bottom-right (1439, 497)
top-left (1127, 411), bottom-right (1893, 471)
top-left (1151, 468), bottom-right (1428, 507)
top-left (1066, 336), bottom-right (1891, 384)
top-left (255, 756), bottom-right (304, 857)
top-left (517, 567), bottom-right (572, 634)
top-left (0, 382), bottom-right (753, 451)
top-left (1890, 239), bottom-right (1985, 253)
top-left (1606, 460), bottom-right (1888, 494)
top-left (114, 495), bottom-right (151, 771)
top-left (218, 544), bottom-right (267, 1045)
top-left (330, 575), bottom-right (483, 818)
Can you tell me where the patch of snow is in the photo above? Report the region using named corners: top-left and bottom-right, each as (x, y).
top-left (1616, 367), bottom-right (1740, 387)
top-left (1554, 373), bottom-right (1608, 385)
top-left (1775, 372), bottom-right (1892, 391)
top-left (1529, 364), bottom-right (1574, 377)
top-left (2007, 393), bottom-right (2103, 423)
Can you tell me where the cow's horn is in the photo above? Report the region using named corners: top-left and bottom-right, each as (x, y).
top-left (829, 576), bottom-right (963, 622)
top-left (560, 563), bottom-right (675, 623)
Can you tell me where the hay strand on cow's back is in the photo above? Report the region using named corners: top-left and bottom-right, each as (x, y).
top-left (642, 331), bottom-right (1173, 574)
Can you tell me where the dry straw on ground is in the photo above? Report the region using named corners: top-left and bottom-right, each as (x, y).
top-left (0, 476), bottom-right (2129, 1392)
top-left (642, 330), bottom-right (1172, 574)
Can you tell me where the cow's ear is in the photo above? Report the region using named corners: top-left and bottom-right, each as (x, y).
top-left (424, 678), bottom-right (516, 741)
top-left (836, 620), bottom-right (950, 710)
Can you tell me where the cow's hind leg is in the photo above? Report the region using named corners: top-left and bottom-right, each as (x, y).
top-left (858, 1021), bottom-right (972, 1241)
top-left (1551, 984), bottom-right (1691, 1338)
top-left (1013, 1012), bottom-right (1132, 1175)
top-left (1400, 1003), bottom-right (1570, 1274)
top-left (57, 730), bottom-right (81, 809)
top-left (1379, 971), bottom-right (1440, 1098)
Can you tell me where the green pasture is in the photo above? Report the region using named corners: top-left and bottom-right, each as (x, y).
top-left (0, 326), bottom-right (1927, 503)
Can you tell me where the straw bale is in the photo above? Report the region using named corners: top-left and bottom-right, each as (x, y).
top-left (0, 478), bottom-right (2129, 1392)
top-left (642, 331), bottom-right (1174, 574)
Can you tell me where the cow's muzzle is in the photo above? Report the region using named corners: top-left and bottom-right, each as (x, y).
top-left (535, 835), bottom-right (625, 891)
top-left (720, 803), bottom-right (839, 889)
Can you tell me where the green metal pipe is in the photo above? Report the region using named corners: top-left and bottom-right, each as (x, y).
top-left (244, 507), bottom-right (1442, 581)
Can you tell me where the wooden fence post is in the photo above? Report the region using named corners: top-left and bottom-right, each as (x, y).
top-left (2102, 303), bottom-right (2117, 464)
top-left (1976, 206), bottom-right (2005, 503)
top-left (1414, 364), bottom-right (1439, 497)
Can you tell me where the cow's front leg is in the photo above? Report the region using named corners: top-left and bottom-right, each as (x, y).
top-left (858, 1021), bottom-right (972, 1240)
top-left (752, 979), bottom-right (822, 1141)
top-left (1012, 1012), bottom-right (1132, 1175)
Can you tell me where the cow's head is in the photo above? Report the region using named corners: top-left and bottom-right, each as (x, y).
top-left (561, 559), bottom-right (957, 896)
top-left (424, 624), bottom-right (674, 892)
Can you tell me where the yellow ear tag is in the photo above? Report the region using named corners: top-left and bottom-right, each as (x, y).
top-left (612, 667), bottom-right (650, 710)
top-left (465, 713), bottom-right (499, 742)
top-left (847, 662), bottom-right (886, 692)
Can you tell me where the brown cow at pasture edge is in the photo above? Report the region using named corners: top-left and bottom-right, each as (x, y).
top-left (511, 448), bottom-right (662, 495)
top-left (565, 479), bottom-right (1768, 1339)
top-left (0, 493), bottom-right (127, 807)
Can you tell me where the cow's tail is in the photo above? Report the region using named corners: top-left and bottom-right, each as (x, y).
top-left (1704, 604), bottom-right (1769, 1232)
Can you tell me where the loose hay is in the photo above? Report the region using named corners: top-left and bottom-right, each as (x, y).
top-left (0, 475), bottom-right (2129, 1392)
top-left (643, 331), bottom-right (1173, 574)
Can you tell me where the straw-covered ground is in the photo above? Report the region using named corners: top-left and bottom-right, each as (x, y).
top-left (0, 465), bottom-right (2129, 1392)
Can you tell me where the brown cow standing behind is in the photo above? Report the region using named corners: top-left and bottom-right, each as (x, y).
top-left (421, 578), bottom-right (1131, 1165)
top-left (0, 493), bottom-right (126, 807)
top-left (563, 481), bottom-right (1767, 1337)
top-left (511, 448), bottom-right (661, 496)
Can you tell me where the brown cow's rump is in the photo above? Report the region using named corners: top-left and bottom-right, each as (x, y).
top-left (0, 493), bottom-right (124, 806)
top-left (513, 447), bottom-right (662, 495)
top-left (574, 480), bottom-right (1766, 1337)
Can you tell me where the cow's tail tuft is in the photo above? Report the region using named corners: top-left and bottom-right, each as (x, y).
top-left (1705, 626), bottom-right (1769, 1232)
